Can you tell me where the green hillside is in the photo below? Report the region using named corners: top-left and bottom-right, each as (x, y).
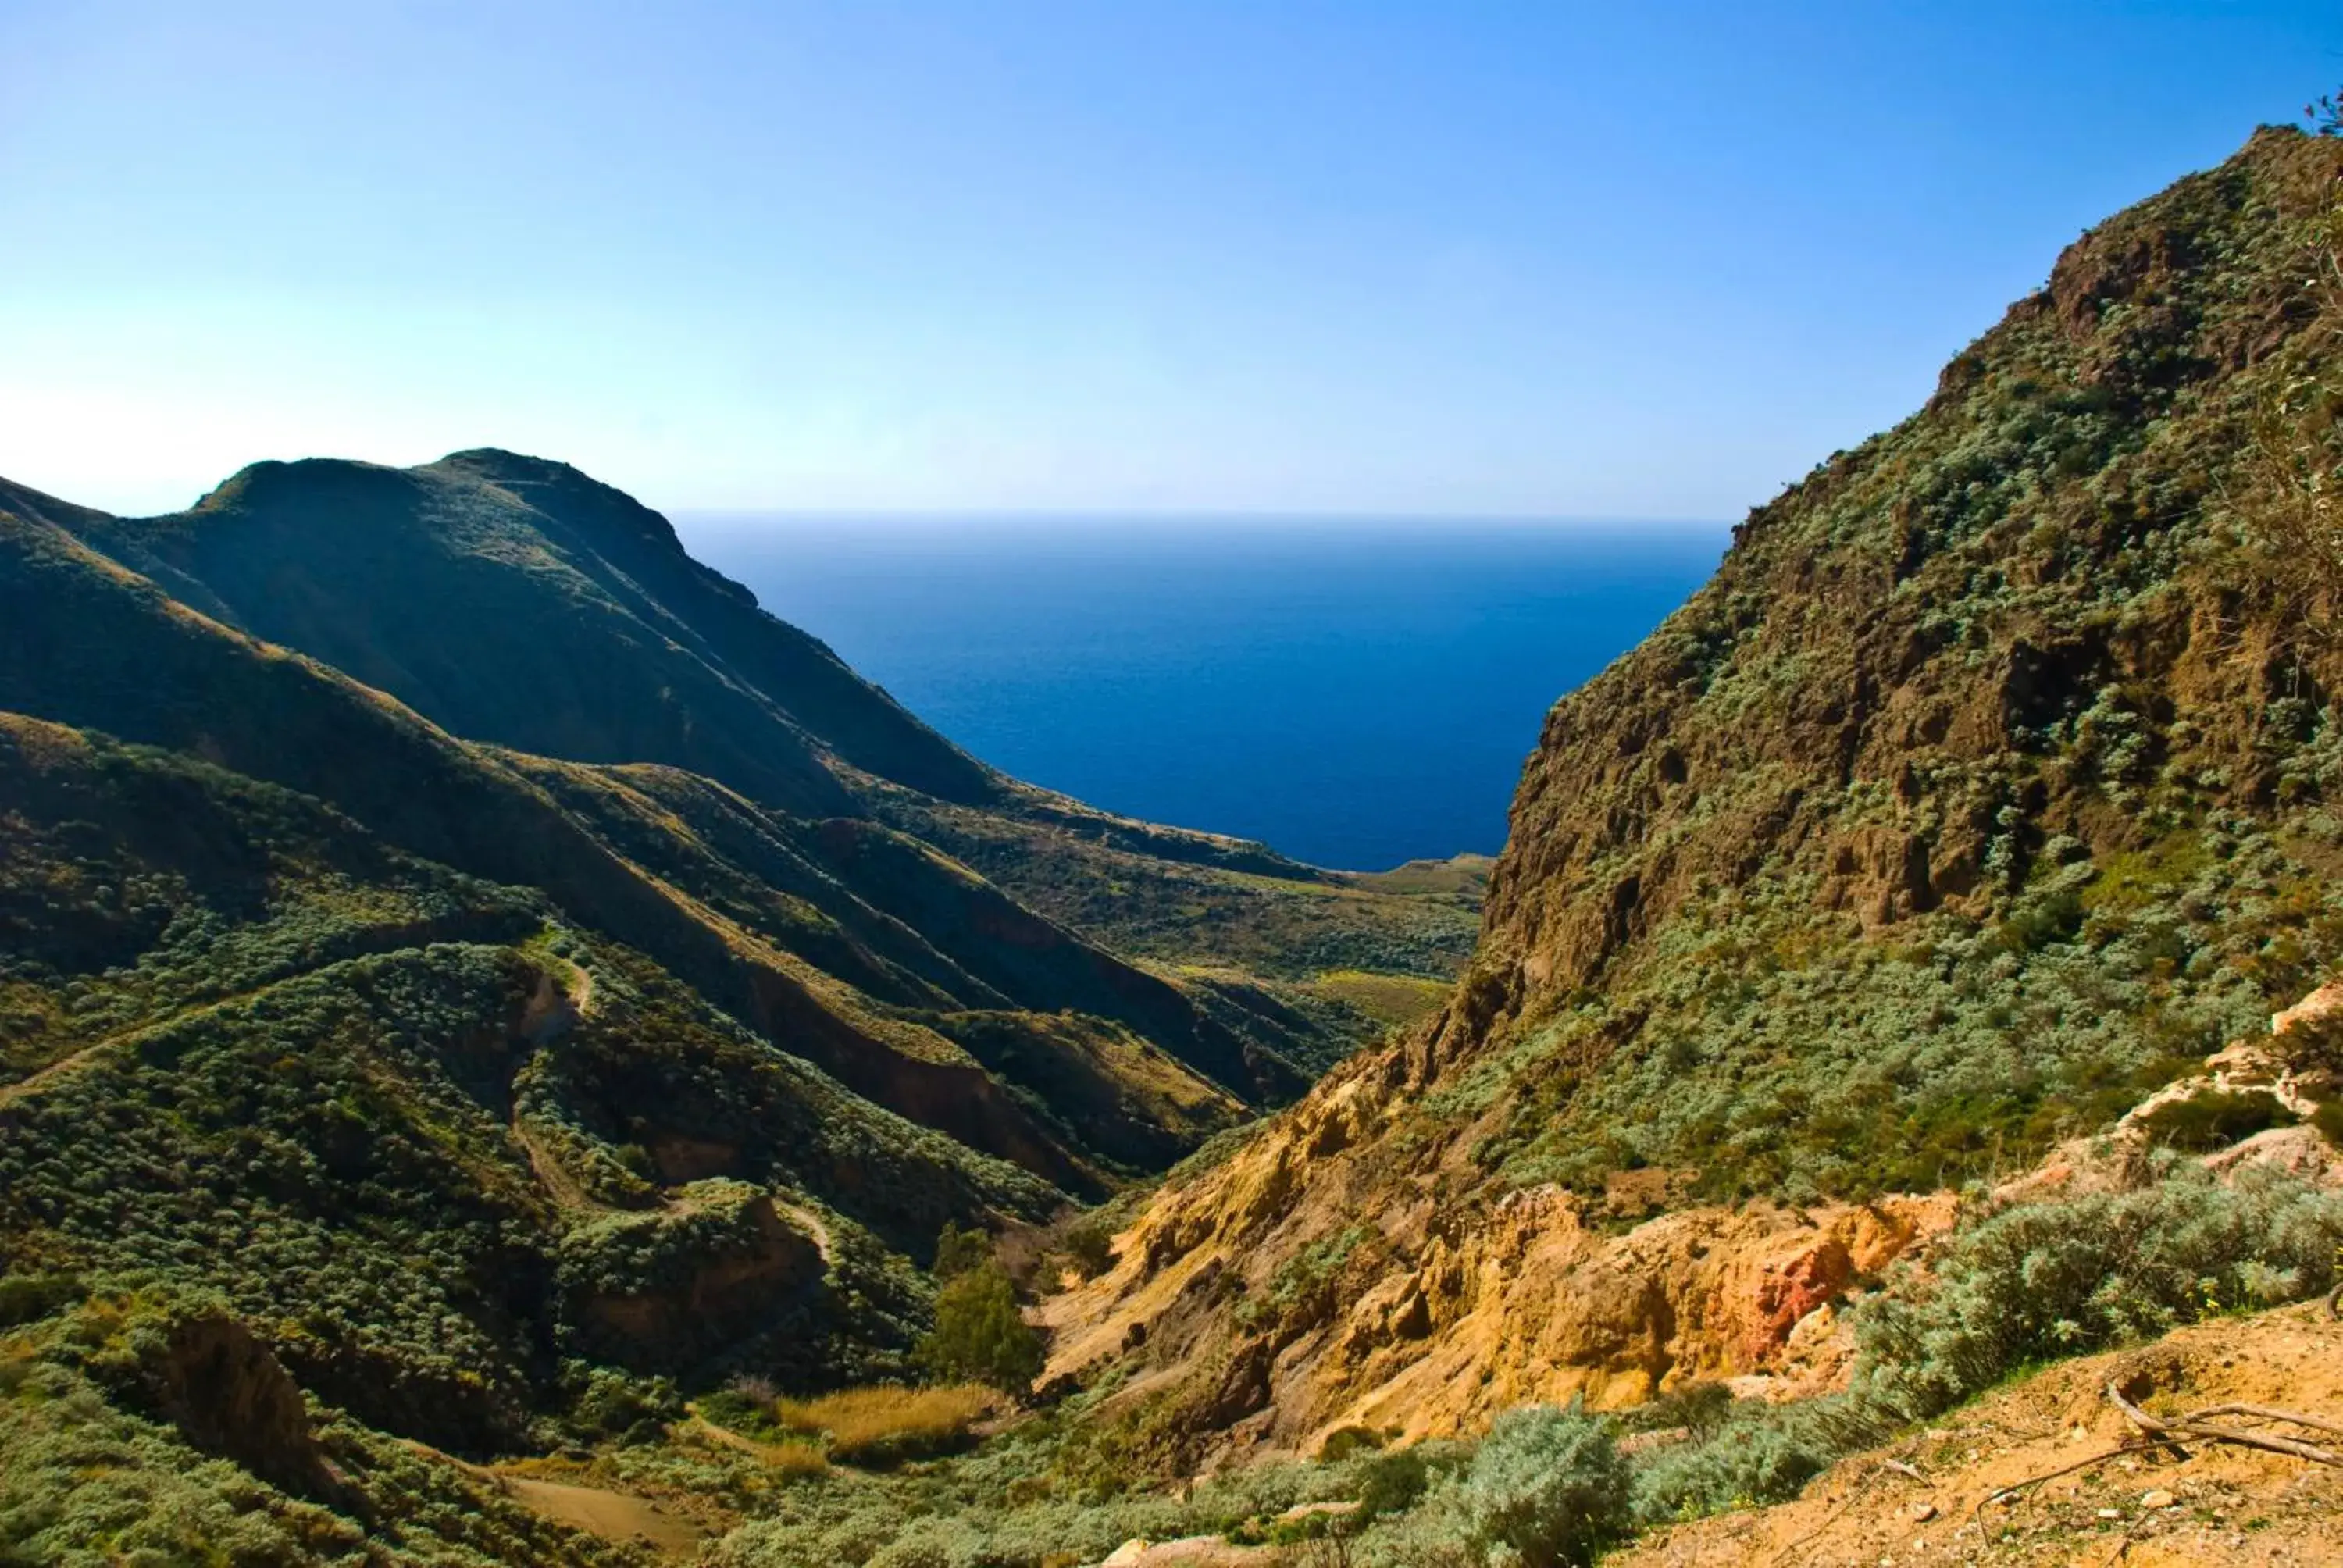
top-left (20, 102), bottom-right (2337, 1568)
top-left (0, 427), bottom-right (1485, 1564)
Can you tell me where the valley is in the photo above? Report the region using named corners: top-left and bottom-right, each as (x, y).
top-left (4, 117), bottom-right (2343, 1568)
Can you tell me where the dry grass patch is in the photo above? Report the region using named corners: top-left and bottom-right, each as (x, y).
top-left (774, 1384), bottom-right (995, 1466)
top-left (756, 1439), bottom-right (829, 1477)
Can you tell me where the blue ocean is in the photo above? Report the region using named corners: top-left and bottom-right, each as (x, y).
top-left (676, 518), bottom-right (1724, 871)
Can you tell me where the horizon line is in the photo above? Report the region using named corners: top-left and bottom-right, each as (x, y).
top-left (668, 506), bottom-right (1736, 527)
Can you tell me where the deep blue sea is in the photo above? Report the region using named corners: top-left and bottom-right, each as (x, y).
top-left (676, 517), bottom-right (1724, 871)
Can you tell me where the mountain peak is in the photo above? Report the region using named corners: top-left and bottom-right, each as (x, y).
top-left (426, 446), bottom-right (692, 558)
top-left (189, 454), bottom-right (419, 519)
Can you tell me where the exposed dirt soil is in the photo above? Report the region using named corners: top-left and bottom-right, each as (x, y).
top-left (495, 1473), bottom-right (708, 1557)
top-left (1614, 1302), bottom-right (2343, 1566)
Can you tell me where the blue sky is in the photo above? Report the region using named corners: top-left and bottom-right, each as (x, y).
top-left (2, 2), bottom-right (2336, 517)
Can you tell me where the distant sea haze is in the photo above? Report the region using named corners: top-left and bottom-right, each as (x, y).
top-left (677, 515), bottom-right (1724, 871)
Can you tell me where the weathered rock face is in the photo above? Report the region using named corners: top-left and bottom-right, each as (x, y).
top-left (129, 1309), bottom-right (341, 1499)
top-left (1040, 1050), bottom-right (1959, 1465)
top-left (1044, 127), bottom-right (2343, 1466)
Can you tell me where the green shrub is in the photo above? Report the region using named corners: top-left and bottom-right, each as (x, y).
top-left (1317, 1424), bottom-right (1383, 1463)
top-left (1856, 1159), bottom-right (2343, 1419)
top-left (1355, 1447), bottom-right (1431, 1520)
top-left (934, 1222), bottom-right (991, 1281)
top-left (916, 1264), bottom-right (1044, 1393)
top-left (566, 1364), bottom-right (682, 1443)
top-left (865, 1516), bottom-right (989, 1568)
top-left (1620, 1379), bottom-right (1733, 1439)
top-left (0, 1272), bottom-right (84, 1328)
top-left (1062, 1220), bottom-right (1114, 1280)
top-left (1628, 1395), bottom-right (1888, 1525)
top-left (2277, 1010), bottom-right (2343, 1077)
top-left (2135, 1089), bottom-right (2295, 1151)
top-left (1451, 1403), bottom-right (1630, 1568)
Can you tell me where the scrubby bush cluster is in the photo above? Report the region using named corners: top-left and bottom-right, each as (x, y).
top-left (1626, 1160), bottom-right (2343, 1527)
top-left (917, 1263), bottom-right (1044, 1392)
top-left (1465, 806), bottom-right (2343, 1209)
top-left (702, 1158), bottom-right (2343, 1568)
top-left (1855, 1157), bottom-right (2343, 1414)
top-left (1414, 132), bottom-right (2343, 1220)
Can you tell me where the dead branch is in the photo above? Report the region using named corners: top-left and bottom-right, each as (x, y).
top-left (1977, 1440), bottom-right (2165, 1514)
top-left (2108, 1381), bottom-right (2341, 1466)
top-left (2102, 1384), bottom-right (2194, 1459)
top-left (2184, 1402), bottom-right (2343, 1439)
top-left (1956, 1381), bottom-right (2343, 1533)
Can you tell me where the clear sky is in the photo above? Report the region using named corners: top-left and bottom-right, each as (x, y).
top-left (2, 2), bottom-right (2337, 518)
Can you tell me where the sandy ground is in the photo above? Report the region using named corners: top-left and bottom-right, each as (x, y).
top-left (403, 1438), bottom-right (711, 1558)
top-left (1613, 1300), bottom-right (2343, 1566)
top-left (497, 1473), bottom-right (708, 1556)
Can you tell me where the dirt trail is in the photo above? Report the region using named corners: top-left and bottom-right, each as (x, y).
top-left (1614, 1302), bottom-right (2343, 1566)
top-left (0, 981), bottom-right (294, 1110)
top-left (0, 1040), bottom-right (110, 1110)
top-left (0, 940), bottom-right (597, 1114)
top-left (513, 1117), bottom-right (623, 1215)
top-left (772, 1196), bottom-right (836, 1265)
top-left (513, 1120), bottom-right (835, 1274)
top-left (681, 1409), bottom-right (784, 1461)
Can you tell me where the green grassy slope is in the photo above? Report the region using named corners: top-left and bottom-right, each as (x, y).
top-left (0, 456), bottom-right (1468, 1566)
top-left (63, 450), bottom-right (949, 814)
top-left (20, 447), bottom-right (1475, 1083)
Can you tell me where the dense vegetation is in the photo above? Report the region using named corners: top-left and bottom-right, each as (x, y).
top-left (1414, 123), bottom-right (2343, 1218)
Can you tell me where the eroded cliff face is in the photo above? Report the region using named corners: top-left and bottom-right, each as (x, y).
top-left (1040, 125), bottom-right (2343, 1469)
top-left (1041, 1047), bottom-right (1959, 1466)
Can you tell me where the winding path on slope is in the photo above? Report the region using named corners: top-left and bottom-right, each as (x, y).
top-left (0, 980), bottom-right (301, 1112)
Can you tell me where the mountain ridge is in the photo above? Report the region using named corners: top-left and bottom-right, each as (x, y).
top-left (9, 116), bottom-right (2339, 1568)
top-left (0, 422), bottom-right (1480, 1522)
top-left (1033, 121), bottom-right (2343, 1474)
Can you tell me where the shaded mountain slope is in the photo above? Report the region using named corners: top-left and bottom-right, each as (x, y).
top-left (0, 502), bottom-right (1293, 1182)
top-left (63, 448), bottom-right (961, 814)
top-left (23, 446), bottom-right (1476, 1074)
top-left (1040, 125), bottom-right (2343, 1464)
top-left (0, 714), bottom-right (1058, 1453)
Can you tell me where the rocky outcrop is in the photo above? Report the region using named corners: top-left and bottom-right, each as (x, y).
top-left (1046, 962), bottom-right (2343, 1469)
top-left (107, 1306), bottom-right (344, 1499)
top-left (1040, 1050), bottom-right (1960, 1463)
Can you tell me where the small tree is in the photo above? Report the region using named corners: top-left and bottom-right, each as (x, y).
top-left (915, 1263), bottom-right (1044, 1393)
top-left (932, 1221), bottom-right (990, 1281)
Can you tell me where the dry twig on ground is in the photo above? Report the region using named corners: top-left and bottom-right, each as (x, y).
top-left (2106, 1383), bottom-right (2341, 1466)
